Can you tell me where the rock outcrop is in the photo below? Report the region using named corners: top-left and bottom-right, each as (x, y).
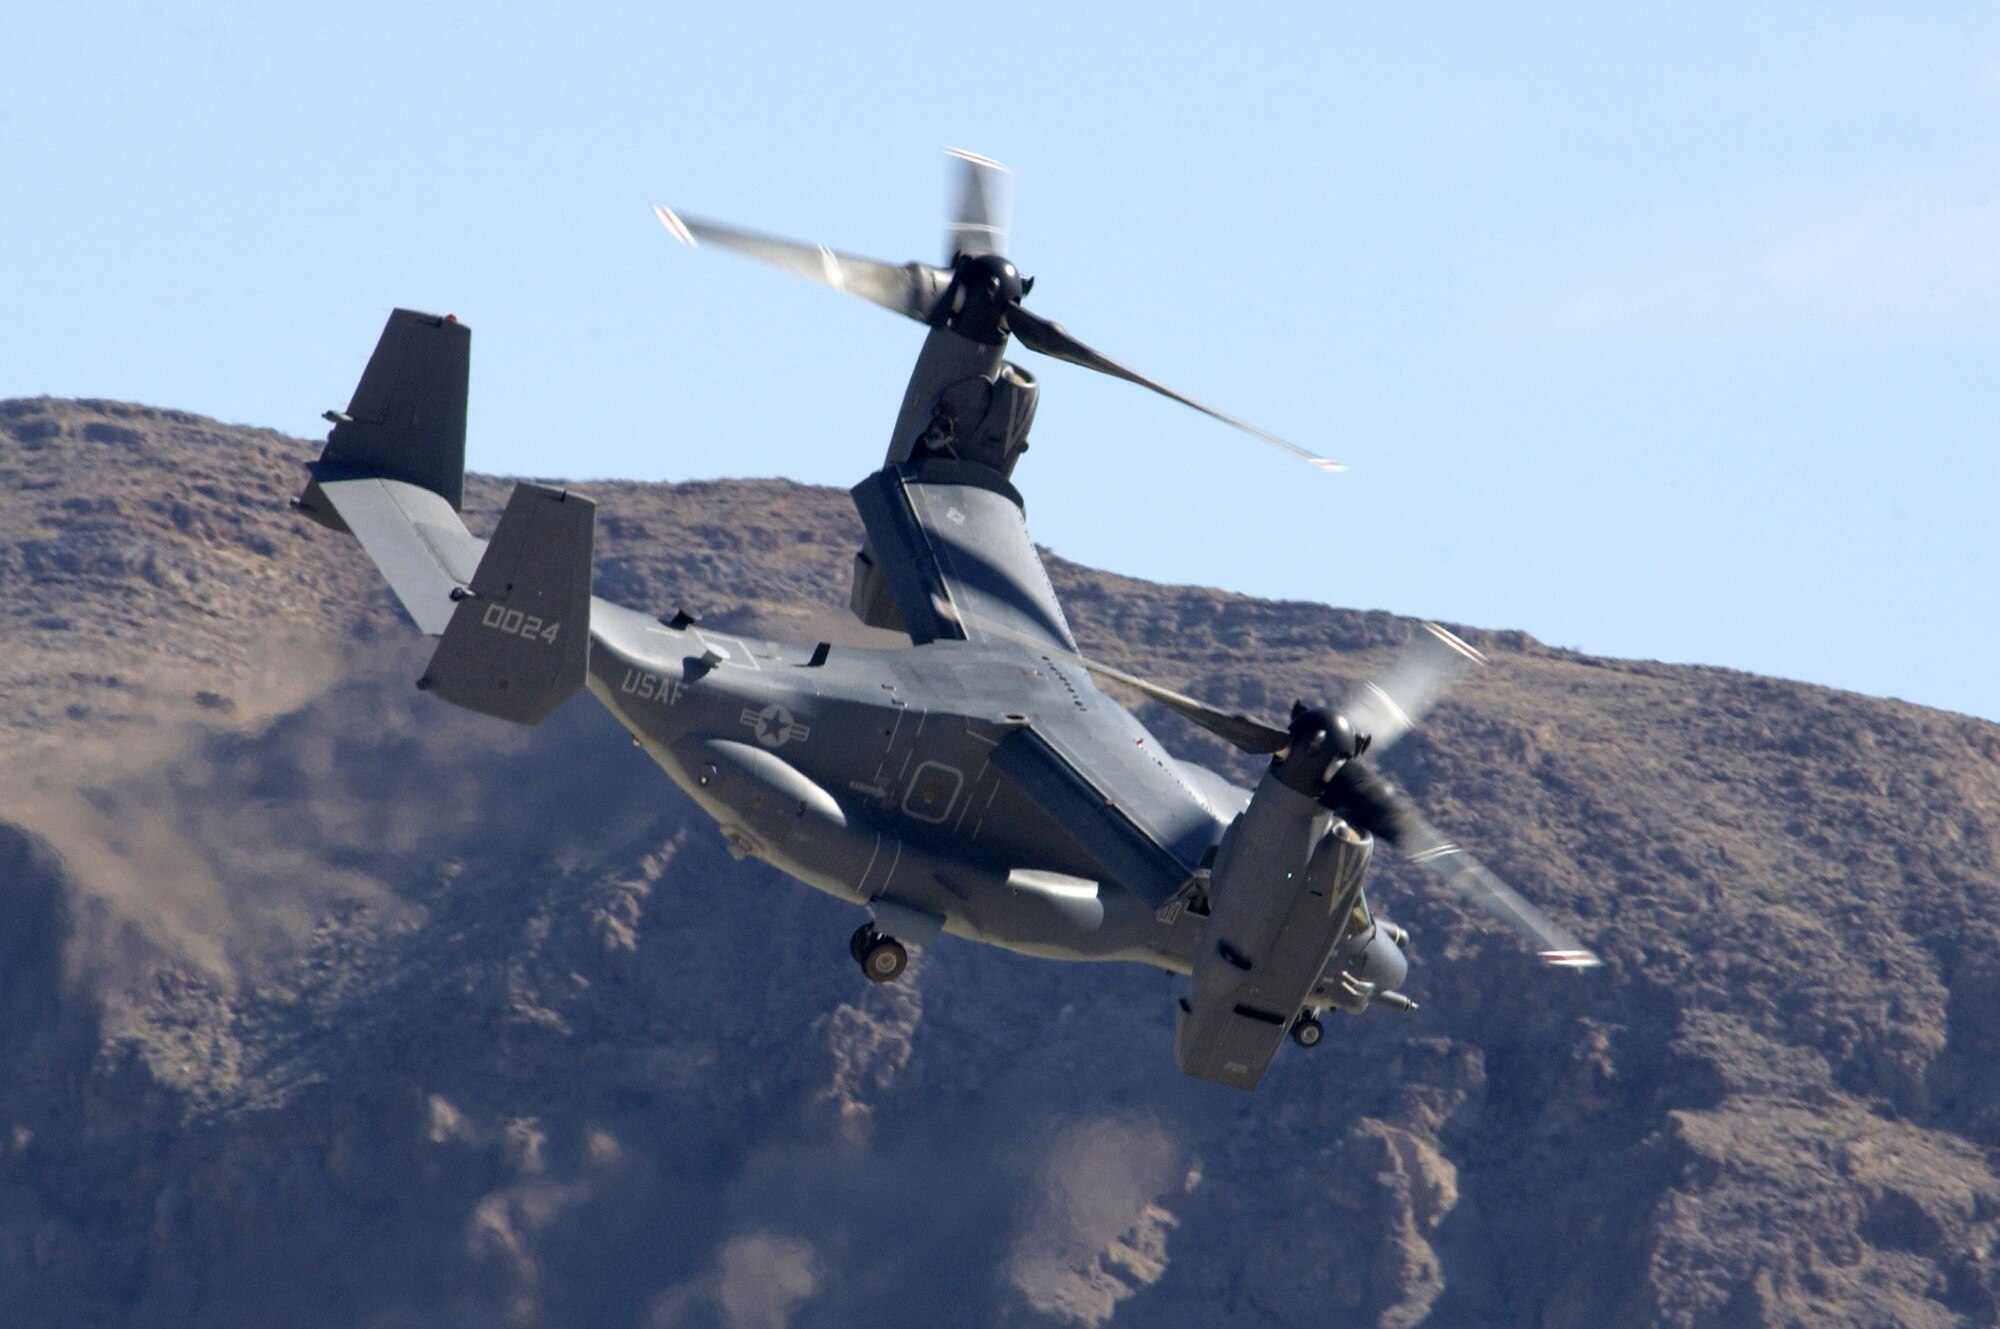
top-left (2, 397), bottom-right (1997, 1327)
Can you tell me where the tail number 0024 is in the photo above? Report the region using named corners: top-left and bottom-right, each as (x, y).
top-left (481, 603), bottom-right (560, 644)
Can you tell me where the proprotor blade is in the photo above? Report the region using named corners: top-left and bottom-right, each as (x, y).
top-left (1342, 622), bottom-right (1487, 756)
top-left (1006, 303), bottom-right (1343, 473)
top-left (1399, 817), bottom-right (1603, 968)
top-left (1068, 621), bottom-right (1480, 761)
top-left (946, 148), bottom-right (1011, 261)
top-left (1323, 760), bottom-right (1601, 968)
top-left (1074, 656), bottom-right (1291, 754)
top-left (652, 205), bottom-right (947, 323)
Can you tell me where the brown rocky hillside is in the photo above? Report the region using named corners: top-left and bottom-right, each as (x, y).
top-left (2, 396), bottom-right (1998, 1328)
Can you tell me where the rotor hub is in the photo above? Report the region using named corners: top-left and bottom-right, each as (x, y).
top-left (1273, 703), bottom-right (1367, 794)
top-left (940, 253), bottom-right (1026, 344)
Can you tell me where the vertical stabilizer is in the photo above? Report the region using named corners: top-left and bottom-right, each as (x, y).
top-left (421, 483), bottom-right (594, 725)
top-left (321, 309), bottom-right (470, 509)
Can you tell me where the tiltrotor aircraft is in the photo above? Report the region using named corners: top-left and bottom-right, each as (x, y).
top-left (293, 151), bottom-right (1597, 1092)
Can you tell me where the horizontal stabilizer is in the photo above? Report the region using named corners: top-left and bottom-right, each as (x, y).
top-left (421, 483), bottom-right (594, 725)
top-left (301, 476), bottom-right (483, 635)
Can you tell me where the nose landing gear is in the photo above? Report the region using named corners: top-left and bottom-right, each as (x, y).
top-left (849, 923), bottom-right (908, 983)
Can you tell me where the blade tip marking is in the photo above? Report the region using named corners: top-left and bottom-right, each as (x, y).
top-left (651, 203), bottom-right (696, 246)
top-left (1422, 622), bottom-right (1488, 666)
top-left (947, 147), bottom-right (1006, 170)
top-left (1539, 950), bottom-right (1602, 969)
top-left (1363, 680), bottom-right (1414, 730)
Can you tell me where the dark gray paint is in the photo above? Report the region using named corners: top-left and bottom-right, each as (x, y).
top-left (298, 305), bottom-right (1500, 1090)
top-left (421, 482), bottom-right (593, 725)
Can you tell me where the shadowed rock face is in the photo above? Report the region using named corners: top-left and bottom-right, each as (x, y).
top-left (2, 396), bottom-right (1999, 1328)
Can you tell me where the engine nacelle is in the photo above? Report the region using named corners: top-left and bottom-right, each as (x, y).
top-left (1317, 915), bottom-right (1410, 1014)
top-left (1175, 786), bottom-right (1376, 1088)
top-left (909, 361), bottom-right (1038, 475)
top-left (963, 361), bottom-right (1038, 476)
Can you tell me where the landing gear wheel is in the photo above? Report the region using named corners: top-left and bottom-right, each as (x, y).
top-left (861, 936), bottom-right (908, 983)
top-left (1290, 1015), bottom-right (1325, 1048)
top-left (849, 923), bottom-right (876, 965)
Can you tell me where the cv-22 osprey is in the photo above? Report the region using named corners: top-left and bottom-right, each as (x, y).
top-left (293, 152), bottom-right (1597, 1091)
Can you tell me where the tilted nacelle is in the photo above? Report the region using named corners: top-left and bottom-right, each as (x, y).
top-left (851, 356), bottom-right (1040, 636)
top-left (1175, 768), bottom-right (1377, 1089)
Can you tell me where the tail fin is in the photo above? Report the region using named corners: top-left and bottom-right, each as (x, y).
top-left (320, 309), bottom-right (469, 508)
top-left (418, 482), bottom-right (594, 726)
top-left (294, 309), bottom-right (480, 635)
top-left (297, 313), bottom-right (590, 725)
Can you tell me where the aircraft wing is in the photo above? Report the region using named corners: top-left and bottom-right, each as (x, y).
top-left (850, 459), bottom-right (1077, 653)
top-left (989, 725), bottom-right (1195, 910)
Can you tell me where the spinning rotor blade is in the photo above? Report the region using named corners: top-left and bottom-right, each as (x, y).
top-left (657, 153), bottom-right (1338, 472)
top-left (1076, 620), bottom-right (1477, 761)
top-left (1075, 657), bottom-right (1291, 755)
top-left (1341, 622), bottom-right (1487, 756)
top-left (946, 148), bottom-right (1011, 260)
top-left (652, 205), bottom-right (946, 322)
top-left (1324, 761), bottom-right (1601, 968)
top-left (1006, 304), bottom-right (1344, 473)
top-left (1402, 825), bottom-right (1602, 968)
top-left (999, 623), bottom-right (1598, 966)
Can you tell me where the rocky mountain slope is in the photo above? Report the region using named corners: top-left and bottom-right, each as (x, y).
top-left (2, 396), bottom-right (1998, 1328)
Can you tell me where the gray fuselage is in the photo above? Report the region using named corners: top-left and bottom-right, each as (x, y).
top-left (584, 599), bottom-right (1250, 972)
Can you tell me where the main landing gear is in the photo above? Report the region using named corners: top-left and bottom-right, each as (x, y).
top-left (849, 923), bottom-right (908, 983)
top-left (1290, 1013), bottom-right (1325, 1048)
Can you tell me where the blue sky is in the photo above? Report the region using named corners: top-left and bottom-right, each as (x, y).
top-left (5, 3), bottom-right (1997, 721)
